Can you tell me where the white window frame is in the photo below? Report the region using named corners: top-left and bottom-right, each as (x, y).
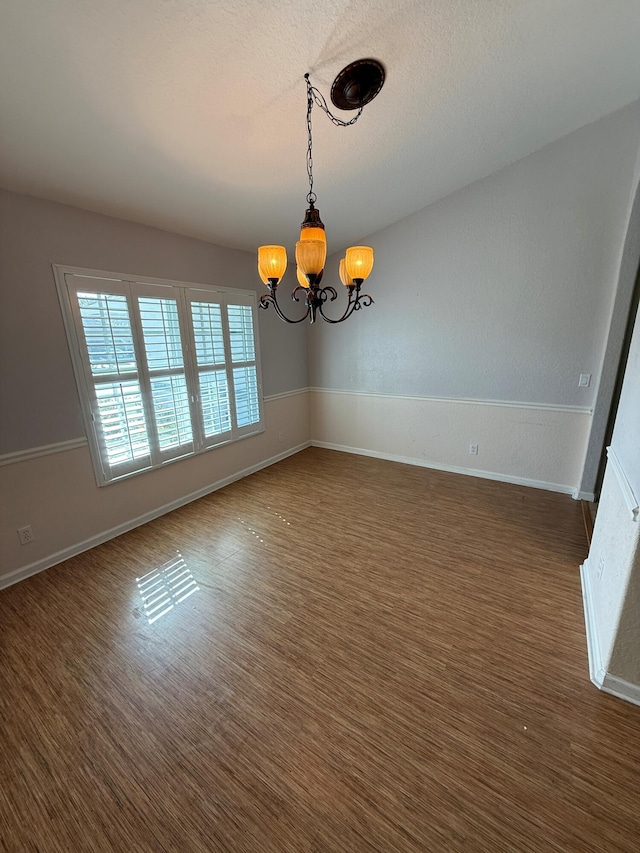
top-left (53, 264), bottom-right (264, 486)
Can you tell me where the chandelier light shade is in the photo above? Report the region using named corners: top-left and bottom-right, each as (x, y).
top-left (345, 246), bottom-right (374, 283)
top-left (296, 239), bottom-right (327, 279)
top-left (258, 59), bottom-right (385, 324)
top-left (296, 266), bottom-right (310, 289)
top-left (258, 245), bottom-right (287, 286)
top-left (338, 258), bottom-right (353, 288)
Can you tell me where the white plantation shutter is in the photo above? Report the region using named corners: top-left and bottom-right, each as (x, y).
top-left (189, 300), bottom-right (232, 445)
top-left (137, 292), bottom-right (194, 461)
top-left (185, 289), bottom-right (262, 443)
top-left (227, 304), bottom-right (261, 430)
top-left (75, 283), bottom-right (152, 479)
top-left (228, 304), bottom-right (255, 362)
top-left (58, 268), bottom-right (264, 485)
top-left (227, 302), bottom-right (261, 433)
top-left (233, 366), bottom-right (260, 428)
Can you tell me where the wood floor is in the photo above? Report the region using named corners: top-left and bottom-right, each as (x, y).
top-left (1, 448), bottom-right (639, 852)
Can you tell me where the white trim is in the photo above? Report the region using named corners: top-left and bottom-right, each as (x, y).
top-left (263, 388), bottom-right (309, 402)
top-left (574, 490), bottom-right (596, 501)
top-left (0, 438), bottom-right (88, 467)
top-left (580, 560), bottom-right (607, 688)
top-left (607, 446), bottom-right (640, 521)
top-left (309, 387), bottom-right (591, 415)
top-left (0, 441), bottom-right (311, 591)
top-left (52, 263), bottom-right (257, 297)
top-left (0, 392), bottom-right (308, 467)
top-left (312, 440), bottom-right (575, 495)
top-left (580, 561), bottom-right (640, 707)
top-left (599, 673), bottom-right (640, 707)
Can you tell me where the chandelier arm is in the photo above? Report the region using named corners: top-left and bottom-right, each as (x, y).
top-left (355, 293), bottom-right (374, 309)
top-left (291, 284), bottom-right (311, 303)
top-left (317, 285), bottom-right (375, 323)
top-left (259, 290), bottom-right (311, 324)
top-left (315, 286), bottom-right (358, 324)
top-left (318, 285), bottom-right (338, 303)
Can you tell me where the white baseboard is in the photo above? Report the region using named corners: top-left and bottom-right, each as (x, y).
top-left (573, 490), bottom-right (596, 502)
top-left (580, 560), bottom-right (607, 687)
top-left (580, 561), bottom-right (640, 707)
top-left (598, 672), bottom-right (640, 706)
top-left (0, 441), bottom-right (311, 591)
top-left (312, 440), bottom-right (575, 496)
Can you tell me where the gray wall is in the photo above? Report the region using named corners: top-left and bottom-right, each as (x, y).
top-left (0, 189), bottom-right (308, 454)
top-left (309, 102), bottom-right (640, 409)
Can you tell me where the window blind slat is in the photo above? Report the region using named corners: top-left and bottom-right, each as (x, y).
top-left (232, 365), bottom-right (260, 427)
top-left (191, 302), bottom-right (226, 366)
top-left (94, 380), bottom-right (150, 466)
top-left (199, 369), bottom-right (231, 437)
top-left (227, 304), bottom-right (256, 363)
top-left (139, 297), bottom-right (184, 372)
top-left (78, 293), bottom-right (137, 376)
top-left (139, 296), bottom-right (193, 454)
top-left (150, 376), bottom-right (193, 451)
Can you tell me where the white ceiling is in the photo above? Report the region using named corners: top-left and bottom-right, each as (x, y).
top-left (2, 1), bottom-right (640, 255)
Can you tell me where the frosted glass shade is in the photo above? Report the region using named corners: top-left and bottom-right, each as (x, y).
top-left (300, 225), bottom-right (327, 245)
top-left (258, 245), bottom-right (287, 284)
top-left (295, 240), bottom-right (326, 276)
top-left (296, 266), bottom-right (310, 289)
top-left (339, 258), bottom-right (354, 287)
top-left (345, 246), bottom-right (374, 282)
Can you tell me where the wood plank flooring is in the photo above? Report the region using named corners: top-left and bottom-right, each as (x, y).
top-left (1, 447), bottom-right (639, 852)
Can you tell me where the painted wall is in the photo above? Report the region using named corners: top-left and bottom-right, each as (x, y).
top-left (309, 102), bottom-right (640, 495)
top-left (0, 190), bottom-right (310, 585)
top-left (0, 190), bottom-right (308, 454)
top-left (311, 390), bottom-right (591, 495)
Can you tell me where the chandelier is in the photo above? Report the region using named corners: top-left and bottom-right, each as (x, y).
top-left (258, 59), bottom-right (385, 324)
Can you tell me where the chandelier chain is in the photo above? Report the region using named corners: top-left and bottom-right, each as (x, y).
top-left (304, 73), bottom-right (363, 206)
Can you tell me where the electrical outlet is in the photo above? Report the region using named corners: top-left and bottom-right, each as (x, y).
top-left (598, 555), bottom-right (605, 579)
top-left (469, 443), bottom-right (478, 456)
top-left (278, 431), bottom-right (284, 443)
top-left (578, 374), bottom-right (591, 387)
top-left (17, 525), bottom-right (35, 545)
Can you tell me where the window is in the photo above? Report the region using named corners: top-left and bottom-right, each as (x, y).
top-left (54, 266), bottom-right (263, 484)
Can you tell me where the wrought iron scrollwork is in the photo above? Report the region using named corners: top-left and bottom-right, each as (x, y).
top-left (259, 281), bottom-right (374, 325)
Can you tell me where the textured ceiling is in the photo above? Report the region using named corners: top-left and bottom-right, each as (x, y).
top-left (1, 1), bottom-right (640, 255)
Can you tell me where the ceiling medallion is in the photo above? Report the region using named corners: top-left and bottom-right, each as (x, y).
top-left (331, 58), bottom-right (386, 111)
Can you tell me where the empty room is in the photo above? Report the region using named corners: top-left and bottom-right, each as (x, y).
top-left (1, 2), bottom-right (640, 851)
